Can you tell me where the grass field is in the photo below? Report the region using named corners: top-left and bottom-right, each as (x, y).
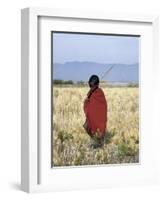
top-left (52, 85), bottom-right (139, 166)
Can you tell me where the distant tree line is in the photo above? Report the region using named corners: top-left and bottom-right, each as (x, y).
top-left (53, 79), bottom-right (74, 85)
top-left (53, 79), bottom-right (86, 85)
top-left (127, 83), bottom-right (139, 87)
top-left (53, 79), bottom-right (138, 87)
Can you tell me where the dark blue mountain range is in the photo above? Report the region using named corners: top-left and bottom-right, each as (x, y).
top-left (53, 61), bottom-right (139, 83)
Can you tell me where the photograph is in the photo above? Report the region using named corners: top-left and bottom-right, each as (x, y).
top-left (52, 32), bottom-right (140, 167)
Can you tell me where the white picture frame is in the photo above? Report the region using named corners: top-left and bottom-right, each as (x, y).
top-left (21, 7), bottom-right (159, 193)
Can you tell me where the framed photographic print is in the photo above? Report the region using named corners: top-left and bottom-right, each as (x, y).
top-left (21, 8), bottom-right (159, 193)
top-left (52, 31), bottom-right (140, 167)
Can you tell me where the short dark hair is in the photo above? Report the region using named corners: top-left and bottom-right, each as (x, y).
top-left (88, 75), bottom-right (99, 88)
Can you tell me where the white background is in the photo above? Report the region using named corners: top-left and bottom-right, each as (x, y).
top-left (0, 0), bottom-right (162, 199)
top-left (39, 16), bottom-right (157, 189)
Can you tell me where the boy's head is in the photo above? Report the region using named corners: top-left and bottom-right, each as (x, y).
top-left (88, 75), bottom-right (99, 88)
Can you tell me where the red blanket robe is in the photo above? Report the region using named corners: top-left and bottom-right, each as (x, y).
top-left (83, 87), bottom-right (107, 137)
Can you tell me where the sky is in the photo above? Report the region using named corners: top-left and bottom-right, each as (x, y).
top-left (53, 32), bottom-right (140, 64)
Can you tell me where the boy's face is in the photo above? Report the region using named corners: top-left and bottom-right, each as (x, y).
top-left (89, 82), bottom-right (98, 89)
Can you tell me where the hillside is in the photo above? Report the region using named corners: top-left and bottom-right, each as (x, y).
top-left (53, 61), bottom-right (139, 83)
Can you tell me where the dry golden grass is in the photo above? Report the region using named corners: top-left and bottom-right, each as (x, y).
top-left (52, 85), bottom-right (139, 166)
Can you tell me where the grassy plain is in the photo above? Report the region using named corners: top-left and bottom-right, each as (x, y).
top-left (52, 85), bottom-right (139, 166)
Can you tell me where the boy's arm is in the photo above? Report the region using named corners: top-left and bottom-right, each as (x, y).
top-left (83, 98), bottom-right (89, 116)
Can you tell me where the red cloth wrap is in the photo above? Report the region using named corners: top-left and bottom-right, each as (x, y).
top-left (84, 87), bottom-right (107, 136)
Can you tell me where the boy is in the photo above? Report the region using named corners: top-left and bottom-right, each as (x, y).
top-left (83, 75), bottom-right (107, 148)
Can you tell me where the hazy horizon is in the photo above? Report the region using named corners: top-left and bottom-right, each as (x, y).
top-left (53, 32), bottom-right (140, 64)
top-left (52, 33), bottom-right (139, 82)
top-left (53, 60), bottom-right (139, 65)
top-left (53, 62), bottom-right (139, 83)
